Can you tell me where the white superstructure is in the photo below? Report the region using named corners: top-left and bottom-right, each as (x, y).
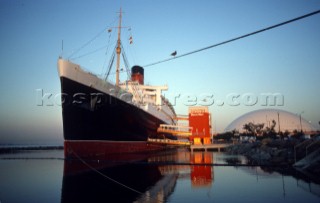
top-left (58, 58), bottom-right (175, 125)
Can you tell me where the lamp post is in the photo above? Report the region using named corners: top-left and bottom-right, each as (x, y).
top-left (277, 112), bottom-right (281, 134)
top-left (299, 111), bottom-right (304, 133)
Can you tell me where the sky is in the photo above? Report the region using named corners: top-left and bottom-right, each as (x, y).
top-left (0, 0), bottom-right (320, 145)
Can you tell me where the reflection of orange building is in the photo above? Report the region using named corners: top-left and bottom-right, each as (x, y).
top-left (150, 149), bottom-right (214, 188)
top-left (189, 107), bottom-right (212, 145)
top-left (190, 152), bottom-right (213, 187)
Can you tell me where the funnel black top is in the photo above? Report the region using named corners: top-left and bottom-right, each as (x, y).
top-left (131, 66), bottom-right (144, 75)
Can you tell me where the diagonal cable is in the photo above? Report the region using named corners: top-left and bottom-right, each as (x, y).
top-left (143, 9), bottom-right (320, 68)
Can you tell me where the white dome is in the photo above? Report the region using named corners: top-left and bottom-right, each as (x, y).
top-left (225, 109), bottom-right (316, 133)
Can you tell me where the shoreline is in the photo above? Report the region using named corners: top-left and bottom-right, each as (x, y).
top-left (226, 139), bottom-right (320, 183)
top-left (0, 145), bottom-right (64, 154)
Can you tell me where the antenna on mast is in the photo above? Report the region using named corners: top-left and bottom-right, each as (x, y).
top-left (115, 7), bottom-right (122, 86)
top-left (59, 40), bottom-right (64, 58)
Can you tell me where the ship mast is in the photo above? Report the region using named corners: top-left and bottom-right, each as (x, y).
top-left (115, 8), bottom-right (122, 86)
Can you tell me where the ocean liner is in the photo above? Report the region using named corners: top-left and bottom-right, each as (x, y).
top-left (58, 9), bottom-right (177, 159)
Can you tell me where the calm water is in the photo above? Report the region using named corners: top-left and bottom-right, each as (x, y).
top-left (0, 148), bottom-right (319, 203)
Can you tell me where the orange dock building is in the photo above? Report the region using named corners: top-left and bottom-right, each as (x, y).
top-left (188, 106), bottom-right (212, 145)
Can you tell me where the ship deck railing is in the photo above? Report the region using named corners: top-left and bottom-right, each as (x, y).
top-left (157, 124), bottom-right (193, 137)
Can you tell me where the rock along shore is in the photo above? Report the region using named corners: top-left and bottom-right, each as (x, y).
top-left (226, 138), bottom-right (320, 176)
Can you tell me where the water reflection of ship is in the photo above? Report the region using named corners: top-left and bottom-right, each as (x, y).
top-left (63, 152), bottom-right (160, 176)
top-left (149, 149), bottom-right (214, 188)
top-left (61, 158), bottom-right (178, 203)
top-left (135, 173), bottom-right (178, 203)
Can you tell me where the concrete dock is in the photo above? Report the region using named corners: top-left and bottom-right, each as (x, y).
top-left (190, 143), bottom-right (232, 152)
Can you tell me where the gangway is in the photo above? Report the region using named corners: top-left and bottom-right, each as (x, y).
top-left (147, 138), bottom-right (191, 146)
top-left (157, 124), bottom-right (193, 137)
top-left (173, 115), bottom-right (189, 121)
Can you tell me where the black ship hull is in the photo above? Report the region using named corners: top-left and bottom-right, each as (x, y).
top-left (60, 77), bottom-right (173, 158)
top-left (61, 77), bottom-right (166, 141)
